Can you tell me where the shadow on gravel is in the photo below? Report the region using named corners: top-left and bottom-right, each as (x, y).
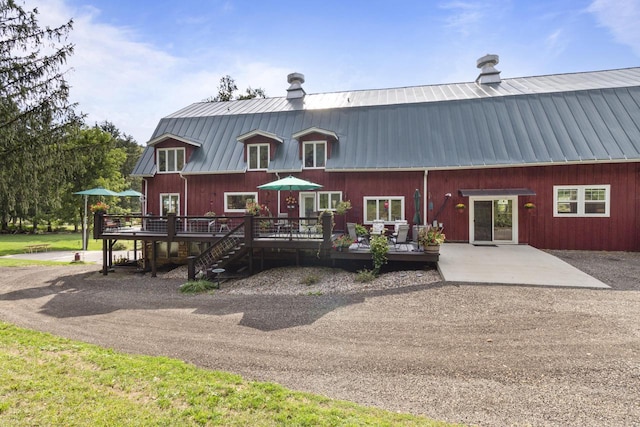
top-left (0, 271), bottom-right (440, 331)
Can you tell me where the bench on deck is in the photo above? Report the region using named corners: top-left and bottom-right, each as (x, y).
top-left (24, 243), bottom-right (51, 253)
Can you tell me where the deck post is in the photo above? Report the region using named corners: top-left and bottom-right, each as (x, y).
top-left (187, 256), bottom-right (196, 281)
top-left (167, 213), bottom-right (176, 241)
top-left (245, 214), bottom-right (254, 275)
top-left (102, 239), bottom-right (108, 275)
top-left (151, 240), bottom-right (157, 278)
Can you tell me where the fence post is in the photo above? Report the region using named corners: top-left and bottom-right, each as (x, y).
top-left (167, 212), bottom-right (176, 241)
top-left (187, 256), bottom-right (196, 281)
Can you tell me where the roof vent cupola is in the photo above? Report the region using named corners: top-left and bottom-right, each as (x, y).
top-left (286, 72), bottom-right (306, 99)
top-left (476, 54), bottom-right (501, 84)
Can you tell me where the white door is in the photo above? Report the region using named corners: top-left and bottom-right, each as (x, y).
top-left (299, 192), bottom-right (317, 232)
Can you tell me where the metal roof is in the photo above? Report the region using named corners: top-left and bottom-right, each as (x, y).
top-left (132, 68), bottom-right (640, 177)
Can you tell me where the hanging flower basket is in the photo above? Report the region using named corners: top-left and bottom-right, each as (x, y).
top-left (455, 203), bottom-right (466, 213)
top-left (524, 202), bottom-right (536, 209)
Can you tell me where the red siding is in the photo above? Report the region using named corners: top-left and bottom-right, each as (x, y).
top-left (427, 163), bottom-right (640, 251)
top-left (143, 162), bottom-right (640, 251)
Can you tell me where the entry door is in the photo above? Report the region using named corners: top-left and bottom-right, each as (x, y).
top-left (299, 192), bottom-right (316, 231)
top-left (471, 198), bottom-right (517, 244)
top-left (474, 200), bottom-right (493, 241)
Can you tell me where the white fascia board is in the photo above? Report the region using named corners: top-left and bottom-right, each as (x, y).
top-left (147, 133), bottom-right (202, 147)
top-left (236, 129), bottom-right (284, 143)
top-left (292, 127), bottom-right (339, 141)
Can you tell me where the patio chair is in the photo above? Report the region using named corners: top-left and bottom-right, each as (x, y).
top-left (276, 213), bottom-right (291, 234)
top-left (371, 220), bottom-right (386, 236)
top-left (347, 222), bottom-right (368, 248)
top-left (391, 224), bottom-right (410, 251)
top-left (207, 219), bottom-right (216, 233)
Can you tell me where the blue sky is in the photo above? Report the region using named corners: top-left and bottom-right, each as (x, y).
top-left (26, 0), bottom-right (640, 143)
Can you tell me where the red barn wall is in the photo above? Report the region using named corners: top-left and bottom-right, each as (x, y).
top-left (427, 163), bottom-right (640, 251)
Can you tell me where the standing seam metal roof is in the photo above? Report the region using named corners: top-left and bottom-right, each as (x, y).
top-left (132, 68), bottom-right (640, 177)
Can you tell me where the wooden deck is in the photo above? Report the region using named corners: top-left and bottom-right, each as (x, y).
top-left (93, 213), bottom-right (438, 276)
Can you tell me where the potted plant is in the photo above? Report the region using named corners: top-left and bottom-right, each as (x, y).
top-left (524, 202), bottom-right (536, 209)
top-left (455, 203), bottom-right (466, 213)
top-left (418, 226), bottom-right (445, 253)
top-left (354, 223), bottom-right (368, 237)
top-left (90, 201), bottom-right (109, 214)
top-left (335, 200), bottom-right (352, 215)
top-left (332, 234), bottom-right (353, 251)
top-left (285, 195), bottom-right (297, 210)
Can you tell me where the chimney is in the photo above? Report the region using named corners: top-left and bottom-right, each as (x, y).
top-left (476, 54), bottom-right (501, 84)
top-left (286, 72), bottom-right (306, 99)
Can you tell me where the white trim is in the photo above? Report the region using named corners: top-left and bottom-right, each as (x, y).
top-left (160, 193), bottom-right (180, 216)
top-left (553, 184), bottom-right (610, 217)
top-left (237, 129), bottom-right (284, 143)
top-left (363, 196), bottom-right (405, 224)
top-left (157, 147), bottom-right (185, 173)
top-left (224, 192), bottom-right (258, 212)
top-left (302, 140), bottom-right (327, 169)
top-left (247, 143), bottom-right (270, 170)
top-left (469, 196), bottom-right (518, 244)
top-left (148, 133), bottom-right (202, 147)
top-left (292, 126), bottom-right (338, 141)
top-left (317, 191), bottom-right (343, 211)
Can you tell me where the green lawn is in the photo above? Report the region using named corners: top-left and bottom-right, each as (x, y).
top-left (0, 322), bottom-right (457, 427)
top-left (0, 232), bottom-right (100, 256)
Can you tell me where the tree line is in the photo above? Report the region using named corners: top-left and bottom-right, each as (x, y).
top-left (0, 1), bottom-right (265, 233)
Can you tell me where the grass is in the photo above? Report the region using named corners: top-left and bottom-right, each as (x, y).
top-left (0, 322), bottom-right (457, 426)
top-left (180, 279), bottom-right (218, 294)
top-left (0, 232), bottom-right (103, 256)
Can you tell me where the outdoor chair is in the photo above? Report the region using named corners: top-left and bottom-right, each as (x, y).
top-left (276, 213), bottom-right (291, 234)
top-left (207, 219), bottom-right (216, 233)
top-left (391, 224), bottom-right (410, 251)
top-left (347, 222), bottom-right (368, 248)
top-left (371, 220), bottom-right (386, 236)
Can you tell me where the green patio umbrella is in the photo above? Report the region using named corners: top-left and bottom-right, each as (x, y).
top-left (257, 175), bottom-right (323, 191)
top-left (118, 189), bottom-right (143, 197)
top-left (74, 187), bottom-right (119, 251)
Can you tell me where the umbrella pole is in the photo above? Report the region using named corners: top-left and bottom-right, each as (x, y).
top-left (83, 195), bottom-right (88, 251)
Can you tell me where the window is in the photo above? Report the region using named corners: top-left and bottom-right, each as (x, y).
top-left (318, 192), bottom-right (342, 211)
top-left (364, 197), bottom-right (404, 223)
top-left (160, 194), bottom-right (180, 216)
top-left (303, 141), bottom-right (326, 169)
top-left (225, 192), bottom-right (258, 212)
top-left (554, 185), bottom-right (610, 217)
top-left (248, 144), bottom-right (269, 170)
top-left (157, 148), bottom-right (185, 173)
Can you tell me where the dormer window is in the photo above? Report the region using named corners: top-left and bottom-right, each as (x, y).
top-left (248, 143), bottom-right (269, 170)
top-left (292, 127), bottom-right (337, 170)
top-left (158, 148), bottom-right (185, 173)
top-left (303, 141), bottom-right (326, 169)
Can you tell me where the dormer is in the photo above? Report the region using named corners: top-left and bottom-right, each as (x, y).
top-left (292, 127), bottom-right (339, 169)
top-left (148, 133), bottom-right (201, 174)
top-left (237, 129), bottom-right (284, 171)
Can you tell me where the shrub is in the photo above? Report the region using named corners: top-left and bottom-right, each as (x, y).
top-left (179, 280), bottom-right (217, 294)
top-left (355, 268), bottom-right (376, 283)
top-left (369, 234), bottom-right (389, 275)
top-left (301, 273), bottom-right (319, 285)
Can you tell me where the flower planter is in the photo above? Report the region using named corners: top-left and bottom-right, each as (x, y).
top-left (424, 244), bottom-right (440, 254)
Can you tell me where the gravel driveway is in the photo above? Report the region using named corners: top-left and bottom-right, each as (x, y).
top-left (0, 250), bottom-right (639, 427)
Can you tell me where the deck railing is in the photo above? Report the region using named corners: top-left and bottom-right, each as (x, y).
top-left (95, 212), bottom-right (334, 244)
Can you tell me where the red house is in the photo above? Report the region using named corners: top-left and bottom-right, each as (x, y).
top-left (133, 56), bottom-right (640, 252)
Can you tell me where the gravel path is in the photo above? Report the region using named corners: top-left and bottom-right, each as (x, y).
top-left (0, 251), bottom-right (639, 427)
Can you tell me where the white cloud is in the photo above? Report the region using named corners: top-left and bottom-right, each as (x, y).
top-left (588, 0), bottom-right (640, 56)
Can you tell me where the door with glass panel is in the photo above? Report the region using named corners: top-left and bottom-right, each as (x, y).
top-left (471, 197), bottom-right (517, 244)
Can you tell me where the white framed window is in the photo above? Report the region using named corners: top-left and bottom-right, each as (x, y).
top-left (303, 141), bottom-right (326, 169)
top-left (157, 148), bottom-right (185, 173)
top-left (248, 144), bottom-right (269, 170)
top-left (318, 192), bottom-right (342, 211)
top-left (553, 185), bottom-right (610, 217)
top-left (160, 193), bottom-right (180, 216)
top-left (364, 197), bottom-right (404, 223)
top-left (225, 192), bottom-right (258, 212)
